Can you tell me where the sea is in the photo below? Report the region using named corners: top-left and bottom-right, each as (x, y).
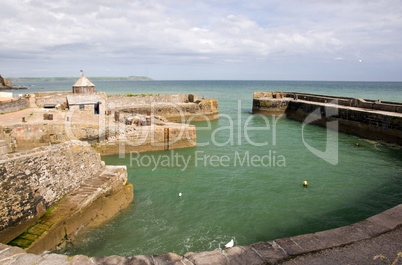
top-left (10, 80), bottom-right (402, 256)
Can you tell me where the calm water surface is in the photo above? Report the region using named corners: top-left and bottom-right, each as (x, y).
top-left (18, 80), bottom-right (401, 256)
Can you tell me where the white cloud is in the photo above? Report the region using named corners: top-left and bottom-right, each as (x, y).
top-left (0, 0), bottom-right (401, 80)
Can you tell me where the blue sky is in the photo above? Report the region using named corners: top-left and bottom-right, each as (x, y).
top-left (1, 0), bottom-right (402, 81)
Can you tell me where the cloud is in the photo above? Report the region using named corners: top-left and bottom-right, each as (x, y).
top-left (1, 0), bottom-right (401, 80)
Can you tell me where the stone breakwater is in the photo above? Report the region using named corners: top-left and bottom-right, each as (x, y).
top-left (0, 204), bottom-right (400, 265)
top-left (0, 141), bottom-right (133, 253)
top-left (252, 92), bottom-right (402, 144)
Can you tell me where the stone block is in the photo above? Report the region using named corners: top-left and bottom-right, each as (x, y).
top-left (274, 237), bottom-right (305, 256)
top-left (184, 250), bottom-right (227, 265)
top-left (224, 246), bottom-right (265, 265)
top-left (251, 241), bottom-right (289, 264)
top-left (125, 255), bottom-right (154, 265)
top-left (36, 253), bottom-right (70, 265)
top-left (277, 233), bottom-right (323, 255)
top-left (7, 253), bottom-right (41, 265)
top-left (69, 255), bottom-right (93, 265)
top-left (153, 253), bottom-right (192, 265)
top-left (92, 255), bottom-right (130, 265)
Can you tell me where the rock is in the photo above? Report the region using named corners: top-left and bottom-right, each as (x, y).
top-left (36, 253), bottom-right (70, 265)
top-left (0, 245), bottom-right (26, 261)
top-left (251, 241), bottom-right (289, 264)
top-left (153, 253), bottom-right (192, 265)
top-left (184, 250), bottom-right (227, 265)
top-left (224, 246), bottom-right (265, 265)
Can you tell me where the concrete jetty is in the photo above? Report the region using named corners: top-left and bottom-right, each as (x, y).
top-left (252, 92), bottom-right (402, 144)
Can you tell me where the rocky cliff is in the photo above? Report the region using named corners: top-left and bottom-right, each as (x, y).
top-left (0, 75), bottom-right (26, 91)
top-left (0, 75), bottom-right (13, 89)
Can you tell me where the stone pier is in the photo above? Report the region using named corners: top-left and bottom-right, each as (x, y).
top-left (252, 92), bottom-right (402, 144)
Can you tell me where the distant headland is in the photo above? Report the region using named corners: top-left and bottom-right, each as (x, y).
top-left (0, 75), bottom-right (27, 91)
top-left (7, 76), bottom-right (153, 82)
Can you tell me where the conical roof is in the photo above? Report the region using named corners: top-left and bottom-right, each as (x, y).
top-left (73, 75), bottom-right (95, 87)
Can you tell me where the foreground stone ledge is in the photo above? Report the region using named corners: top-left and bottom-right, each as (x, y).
top-left (1, 204), bottom-right (401, 264)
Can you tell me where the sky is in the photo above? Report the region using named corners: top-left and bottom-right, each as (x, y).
top-left (1, 0), bottom-right (402, 81)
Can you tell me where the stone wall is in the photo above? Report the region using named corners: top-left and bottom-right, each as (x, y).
top-left (35, 92), bottom-right (108, 110)
top-left (0, 99), bottom-right (29, 114)
top-left (0, 141), bottom-right (103, 243)
top-left (109, 97), bottom-right (219, 122)
top-left (34, 92), bottom-right (72, 107)
top-left (107, 94), bottom-right (195, 108)
top-left (0, 123), bottom-right (101, 152)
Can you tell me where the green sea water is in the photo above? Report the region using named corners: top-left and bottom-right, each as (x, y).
top-left (23, 80), bottom-right (401, 257)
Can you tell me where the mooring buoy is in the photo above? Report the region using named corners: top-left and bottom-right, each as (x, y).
top-left (303, 181), bottom-right (308, 186)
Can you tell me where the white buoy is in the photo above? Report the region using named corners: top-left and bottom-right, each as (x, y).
top-left (179, 193), bottom-right (182, 197)
top-left (225, 239), bottom-right (234, 248)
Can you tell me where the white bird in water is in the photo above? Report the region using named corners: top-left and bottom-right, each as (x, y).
top-left (225, 239), bottom-right (234, 248)
top-left (179, 193), bottom-right (182, 197)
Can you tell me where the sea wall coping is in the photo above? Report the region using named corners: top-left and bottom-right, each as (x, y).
top-left (1, 203), bottom-right (400, 265)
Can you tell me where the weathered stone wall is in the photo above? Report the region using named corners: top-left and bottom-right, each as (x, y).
top-left (94, 124), bottom-right (197, 155)
top-left (110, 98), bottom-right (219, 122)
top-left (7, 166), bottom-right (132, 254)
top-left (0, 99), bottom-right (29, 114)
top-left (35, 92), bottom-right (108, 109)
top-left (0, 141), bottom-right (103, 243)
top-left (108, 94), bottom-right (196, 108)
top-left (34, 92), bottom-right (73, 107)
top-left (252, 98), bottom-right (291, 116)
top-left (0, 123), bottom-right (102, 152)
top-left (0, 140), bottom-right (7, 155)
